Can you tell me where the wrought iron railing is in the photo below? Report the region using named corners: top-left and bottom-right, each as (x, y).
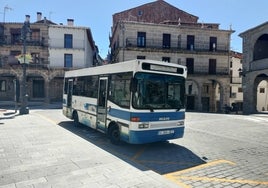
top-left (0, 35), bottom-right (45, 46)
top-left (125, 37), bottom-right (229, 53)
top-left (188, 65), bottom-right (229, 75)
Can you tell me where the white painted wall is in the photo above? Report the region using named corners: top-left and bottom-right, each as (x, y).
top-left (48, 25), bottom-right (94, 68)
top-left (257, 80), bottom-right (268, 111)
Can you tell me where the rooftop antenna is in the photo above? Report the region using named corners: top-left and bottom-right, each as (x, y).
top-left (3, 5), bottom-right (12, 22)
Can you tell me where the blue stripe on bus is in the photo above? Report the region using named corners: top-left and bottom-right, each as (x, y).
top-left (108, 108), bottom-right (184, 122)
top-left (108, 108), bottom-right (131, 120)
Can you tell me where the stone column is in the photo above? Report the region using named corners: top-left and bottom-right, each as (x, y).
top-left (196, 83), bottom-right (203, 111)
top-left (222, 82), bottom-right (230, 111)
top-left (243, 74), bottom-right (255, 114)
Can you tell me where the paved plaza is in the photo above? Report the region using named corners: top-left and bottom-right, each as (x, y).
top-left (0, 108), bottom-right (268, 188)
top-left (0, 109), bottom-right (180, 188)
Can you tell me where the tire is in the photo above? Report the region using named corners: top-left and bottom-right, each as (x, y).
top-left (108, 125), bottom-right (120, 145)
top-left (73, 111), bottom-right (80, 127)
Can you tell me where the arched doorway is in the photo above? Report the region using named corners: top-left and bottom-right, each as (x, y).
top-left (185, 80), bottom-right (199, 111)
top-left (26, 74), bottom-right (46, 102)
top-left (201, 79), bottom-right (219, 112)
top-left (0, 73), bottom-right (18, 102)
top-left (255, 74), bottom-right (268, 112)
top-left (49, 76), bottom-right (64, 102)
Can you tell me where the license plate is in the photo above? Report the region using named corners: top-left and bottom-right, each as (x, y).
top-left (158, 130), bottom-right (174, 135)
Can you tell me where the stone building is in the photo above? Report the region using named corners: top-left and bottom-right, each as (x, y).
top-left (109, 0), bottom-right (234, 112)
top-left (239, 22), bottom-right (268, 114)
top-left (0, 13), bottom-right (98, 106)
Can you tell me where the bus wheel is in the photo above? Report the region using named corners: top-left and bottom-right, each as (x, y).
top-left (73, 111), bottom-right (80, 127)
top-left (108, 125), bottom-right (120, 145)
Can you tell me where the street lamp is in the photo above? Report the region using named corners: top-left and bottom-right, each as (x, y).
top-left (19, 15), bottom-right (31, 115)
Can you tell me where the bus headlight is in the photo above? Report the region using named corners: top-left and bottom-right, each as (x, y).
top-left (138, 123), bottom-right (149, 129)
top-left (177, 121), bottom-right (184, 126)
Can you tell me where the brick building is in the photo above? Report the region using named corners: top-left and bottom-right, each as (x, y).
top-left (110, 0), bottom-right (234, 112)
top-left (239, 22), bottom-right (268, 114)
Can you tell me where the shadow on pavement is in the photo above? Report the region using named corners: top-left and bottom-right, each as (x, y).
top-left (58, 120), bottom-right (205, 175)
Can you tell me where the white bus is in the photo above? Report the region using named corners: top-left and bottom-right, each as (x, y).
top-left (63, 59), bottom-right (187, 144)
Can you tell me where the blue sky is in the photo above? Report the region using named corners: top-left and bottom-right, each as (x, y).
top-left (1, 0), bottom-right (267, 58)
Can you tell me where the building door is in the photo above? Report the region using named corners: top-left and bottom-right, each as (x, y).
top-left (209, 59), bottom-right (217, 75)
top-left (186, 95), bottom-right (195, 110)
top-left (163, 33), bottom-right (171, 48)
top-left (137, 32), bottom-right (146, 47)
top-left (187, 35), bottom-right (195, 50)
top-left (97, 77), bottom-right (108, 131)
top-left (67, 79), bottom-right (73, 108)
top-left (186, 58), bottom-right (194, 74)
top-left (202, 97), bottom-right (210, 112)
top-left (33, 80), bottom-right (44, 98)
top-left (210, 37), bottom-right (217, 51)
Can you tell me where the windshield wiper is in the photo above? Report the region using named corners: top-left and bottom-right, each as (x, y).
top-left (176, 107), bottom-right (181, 111)
top-left (145, 105), bottom-right (154, 112)
top-left (176, 104), bottom-right (182, 111)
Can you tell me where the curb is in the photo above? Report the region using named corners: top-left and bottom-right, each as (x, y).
top-left (0, 109), bottom-right (18, 119)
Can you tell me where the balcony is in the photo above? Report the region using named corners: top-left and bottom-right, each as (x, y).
top-left (125, 37), bottom-right (229, 54)
top-left (0, 35), bottom-right (45, 47)
top-left (188, 65), bottom-right (229, 75)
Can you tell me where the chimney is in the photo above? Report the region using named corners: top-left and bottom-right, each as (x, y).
top-left (37, 12), bottom-right (42, 21)
top-left (67, 19), bottom-right (74, 26)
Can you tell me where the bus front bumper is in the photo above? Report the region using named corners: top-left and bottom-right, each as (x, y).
top-left (125, 126), bottom-right (184, 144)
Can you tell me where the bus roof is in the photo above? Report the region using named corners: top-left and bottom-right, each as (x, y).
top-left (64, 59), bottom-right (187, 78)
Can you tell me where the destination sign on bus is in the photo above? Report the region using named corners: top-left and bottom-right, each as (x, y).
top-left (142, 63), bottom-right (184, 74)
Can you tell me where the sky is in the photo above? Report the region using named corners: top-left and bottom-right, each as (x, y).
top-left (1, 0), bottom-right (267, 58)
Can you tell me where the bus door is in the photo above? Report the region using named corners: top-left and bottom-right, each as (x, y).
top-left (66, 79), bottom-right (73, 117)
top-left (67, 79), bottom-right (73, 108)
top-left (96, 77), bottom-right (108, 131)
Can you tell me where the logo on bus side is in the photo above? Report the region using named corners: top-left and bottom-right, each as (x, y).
top-left (159, 117), bottom-right (170, 121)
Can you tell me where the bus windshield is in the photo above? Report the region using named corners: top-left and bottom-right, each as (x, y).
top-left (132, 72), bottom-right (185, 110)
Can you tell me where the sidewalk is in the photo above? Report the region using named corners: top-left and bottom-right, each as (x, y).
top-left (0, 109), bottom-right (18, 120)
top-left (0, 110), bottom-right (180, 188)
top-left (0, 102), bottom-right (62, 120)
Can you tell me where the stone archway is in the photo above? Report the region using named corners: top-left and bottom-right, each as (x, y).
top-left (208, 79), bottom-right (227, 113)
top-left (253, 34), bottom-right (268, 61)
top-left (185, 79), bottom-right (200, 111)
top-left (26, 72), bottom-right (46, 102)
top-left (48, 69), bottom-right (65, 103)
top-left (0, 72), bottom-right (19, 102)
top-left (186, 76), bottom-right (230, 113)
top-left (199, 78), bottom-right (229, 113)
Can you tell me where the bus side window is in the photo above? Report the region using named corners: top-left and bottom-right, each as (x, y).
top-left (81, 75), bottom-right (98, 98)
top-left (109, 73), bottom-right (131, 108)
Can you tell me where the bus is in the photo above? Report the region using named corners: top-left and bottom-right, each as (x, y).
top-left (63, 59), bottom-right (187, 144)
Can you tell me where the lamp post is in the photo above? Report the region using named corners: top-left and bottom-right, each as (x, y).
top-left (119, 21), bottom-right (125, 61)
top-left (19, 15), bottom-right (31, 115)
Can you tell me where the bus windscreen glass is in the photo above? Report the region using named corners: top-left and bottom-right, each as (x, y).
top-left (132, 72), bottom-right (185, 110)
